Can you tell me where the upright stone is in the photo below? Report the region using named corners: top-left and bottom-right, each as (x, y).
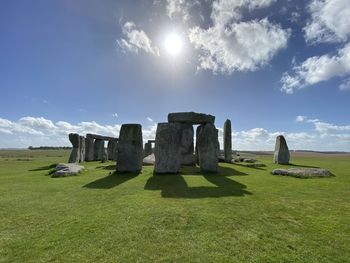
top-left (85, 136), bottom-right (94, 161)
top-left (223, 119), bottom-right (232, 162)
top-left (93, 139), bottom-right (104, 161)
top-left (116, 124), bottom-right (143, 173)
top-left (79, 136), bottom-right (85, 163)
top-left (112, 139), bottom-right (118, 161)
top-left (194, 125), bottom-right (202, 164)
top-left (197, 123), bottom-right (219, 173)
top-left (68, 133), bottom-right (80, 163)
top-left (154, 123), bottom-right (182, 174)
top-left (144, 142), bottom-right (152, 157)
top-left (273, 135), bottom-right (290, 164)
top-left (107, 140), bottom-right (114, 160)
top-left (179, 123), bottom-right (194, 165)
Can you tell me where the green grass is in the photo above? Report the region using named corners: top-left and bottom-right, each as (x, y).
top-left (0, 150), bottom-right (349, 262)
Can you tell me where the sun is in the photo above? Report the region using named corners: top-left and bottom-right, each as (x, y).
top-left (164, 33), bottom-right (183, 56)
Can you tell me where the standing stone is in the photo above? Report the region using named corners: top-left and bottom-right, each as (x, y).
top-left (154, 123), bottom-right (182, 174)
top-left (224, 119), bottom-right (232, 162)
top-left (102, 149), bottom-right (108, 163)
top-left (144, 142), bottom-right (152, 157)
top-left (85, 136), bottom-right (94, 161)
top-left (93, 139), bottom-right (104, 161)
top-left (274, 135), bottom-right (290, 164)
top-left (107, 140), bottom-right (114, 160)
top-left (79, 136), bottom-right (85, 163)
top-left (68, 133), bottom-right (80, 163)
top-left (116, 124), bottom-right (143, 173)
top-left (179, 123), bottom-right (194, 165)
top-left (194, 125), bottom-right (202, 165)
top-left (197, 123), bottom-right (219, 173)
top-left (112, 139), bottom-right (118, 161)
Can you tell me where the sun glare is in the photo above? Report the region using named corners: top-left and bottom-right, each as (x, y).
top-left (164, 33), bottom-right (183, 56)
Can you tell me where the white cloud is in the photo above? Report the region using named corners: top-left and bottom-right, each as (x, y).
top-left (0, 116), bottom-right (349, 151)
top-left (189, 18), bottom-right (290, 73)
top-left (117, 22), bottom-right (159, 56)
top-left (339, 77), bottom-right (350, 91)
top-left (112, 113), bottom-right (118, 118)
top-left (304, 0), bottom-right (350, 44)
top-left (281, 43), bottom-right (350, 93)
top-left (166, 0), bottom-right (198, 21)
top-left (296, 115), bottom-right (307, 122)
top-left (146, 117), bottom-right (154, 122)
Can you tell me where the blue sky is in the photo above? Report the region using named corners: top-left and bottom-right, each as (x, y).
top-left (0, 0), bottom-right (349, 151)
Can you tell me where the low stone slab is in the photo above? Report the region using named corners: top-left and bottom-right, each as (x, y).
top-left (143, 153), bottom-right (155, 165)
top-left (52, 163), bottom-right (84, 177)
top-left (272, 168), bottom-right (333, 178)
top-left (168, 112), bottom-right (215, 124)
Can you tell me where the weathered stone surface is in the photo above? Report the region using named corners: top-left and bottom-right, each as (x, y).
top-left (197, 123), bottom-right (219, 173)
top-left (107, 140), bottom-right (114, 160)
top-left (179, 123), bottom-right (195, 165)
top-left (144, 142), bottom-right (153, 157)
top-left (86, 133), bottom-right (116, 141)
top-left (148, 139), bottom-right (156, 143)
top-left (224, 119), bottom-right (232, 162)
top-left (154, 123), bottom-right (182, 173)
top-left (112, 139), bottom-right (118, 161)
top-left (79, 136), bottom-right (85, 163)
top-left (85, 137), bottom-right (94, 161)
top-left (168, 112), bottom-right (215, 124)
top-left (273, 135), bottom-right (290, 164)
top-left (93, 139), bottom-right (104, 161)
top-left (143, 153), bottom-right (155, 165)
top-left (116, 124), bottom-right (143, 173)
top-left (272, 168), bottom-right (333, 178)
top-left (102, 149), bottom-right (108, 163)
top-left (68, 133), bottom-right (80, 163)
top-left (52, 163), bottom-right (84, 177)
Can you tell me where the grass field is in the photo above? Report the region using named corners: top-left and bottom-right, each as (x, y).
top-left (0, 150), bottom-right (349, 262)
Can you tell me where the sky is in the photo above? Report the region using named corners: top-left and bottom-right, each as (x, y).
top-left (0, 0), bottom-right (350, 151)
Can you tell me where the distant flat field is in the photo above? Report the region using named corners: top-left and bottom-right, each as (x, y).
top-left (0, 150), bottom-right (349, 263)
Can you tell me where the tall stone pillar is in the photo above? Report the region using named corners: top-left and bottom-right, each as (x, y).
top-left (68, 133), bottom-right (80, 163)
top-left (93, 139), bottom-right (104, 161)
top-left (116, 124), bottom-right (143, 173)
top-left (85, 136), bottom-right (94, 161)
top-left (107, 140), bottom-right (114, 160)
top-left (273, 135), bottom-right (290, 164)
top-left (154, 123), bottom-right (182, 174)
top-left (179, 123), bottom-right (194, 165)
top-left (144, 142), bottom-right (152, 157)
top-left (223, 119), bottom-right (232, 162)
top-left (79, 136), bottom-right (85, 163)
top-left (197, 123), bottom-right (219, 173)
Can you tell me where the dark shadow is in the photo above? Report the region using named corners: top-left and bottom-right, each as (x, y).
top-left (287, 163), bottom-right (320, 168)
top-left (29, 163), bottom-right (57, 171)
top-left (144, 173), bottom-right (251, 199)
top-left (231, 162), bottom-right (267, 170)
top-left (83, 172), bottom-right (138, 189)
top-left (180, 165), bottom-right (247, 176)
top-left (95, 165), bottom-right (116, 170)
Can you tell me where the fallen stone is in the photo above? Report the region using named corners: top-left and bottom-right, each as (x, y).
top-left (52, 163), bottom-right (84, 177)
top-left (274, 135), bottom-right (290, 164)
top-left (272, 168), bottom-right (333, 178)
top-left (168, 112), bottom-right (215, 124)
top-left (143, 153), bottom-right (155, 165)
top-left (116, 124), bottom-right (143, 173)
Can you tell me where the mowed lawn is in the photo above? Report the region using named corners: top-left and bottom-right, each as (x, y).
top-left (0, 150), bottom-right (349, 263)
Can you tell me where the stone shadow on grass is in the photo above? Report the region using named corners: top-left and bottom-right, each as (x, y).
top-left (145, 166), bottom-right (251, 198)
top-left (95, 165), bottom-right (116, 170)
top-left (83, 172), bottom-right (139, 189)
top-left (29, 163), bottom-right (57, 172)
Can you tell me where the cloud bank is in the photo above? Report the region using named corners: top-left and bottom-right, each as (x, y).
top-left (0, 116), bottom-right (349, 151)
